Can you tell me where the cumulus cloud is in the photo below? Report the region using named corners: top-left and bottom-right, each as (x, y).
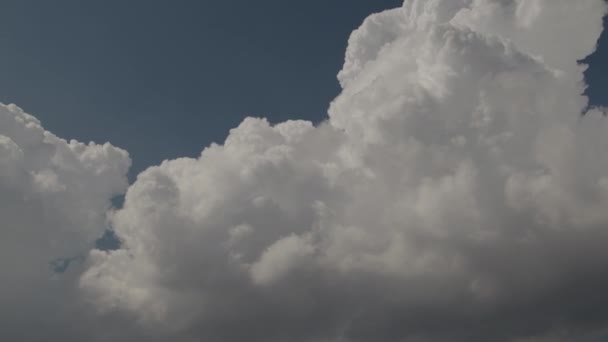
top-left (3, 0), bottom-right (608, 341)
top-left (0, 103), bottom-right (131, 340)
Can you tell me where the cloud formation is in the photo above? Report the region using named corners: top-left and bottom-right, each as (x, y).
top-left (0, 103), bottom-right (130, 340)
top-left (2, 0), bottom-right (608, 341)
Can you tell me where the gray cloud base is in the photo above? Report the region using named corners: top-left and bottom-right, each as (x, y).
top-left (3, 0), bottom-right (608, 341)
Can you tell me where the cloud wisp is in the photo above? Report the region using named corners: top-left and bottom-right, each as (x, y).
top-left (2, 0), bottom-right (608, 341)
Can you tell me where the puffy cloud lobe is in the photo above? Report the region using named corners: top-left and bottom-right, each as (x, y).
top-left (0, 104), bottom-right (130, 340)
top-left (80, 0), bottom-right (608, 341)
top-left (0, 103), bottom-right (130, 265)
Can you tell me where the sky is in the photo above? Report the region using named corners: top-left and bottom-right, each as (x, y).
top-left (2, 1), bottom-right (608, 341)
top-left (0, 0), bottom-right (605, 177)
top-left (0, 0), bottom-right (402, 177)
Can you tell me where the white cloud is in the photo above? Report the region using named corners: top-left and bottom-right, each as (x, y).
top-left (80, 1), bottom-right (608, 340)
top-left (0, 103), bottom-right (131, 340)
top-left (3, 0), bottom-right (608, 341)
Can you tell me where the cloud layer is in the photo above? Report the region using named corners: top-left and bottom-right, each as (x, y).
top-left (2, 0), bottom-right (608, 341)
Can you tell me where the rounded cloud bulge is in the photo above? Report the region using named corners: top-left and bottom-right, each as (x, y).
top-left (3, 0), bottom-right (608, 341)
top-left (0, 103), bottom-right (131, 340)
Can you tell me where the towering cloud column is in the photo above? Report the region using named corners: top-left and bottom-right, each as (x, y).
top-left (83, 1), bottom-right (608, 340)
top-left (83, 1), bottom-right (608, 341)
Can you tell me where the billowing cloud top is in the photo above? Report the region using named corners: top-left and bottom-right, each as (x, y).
top-left (2, 0), bottom-right (608, 341)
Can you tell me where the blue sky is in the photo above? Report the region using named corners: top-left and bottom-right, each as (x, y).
top-left (1, 0), bottom-right (605, 178)
top-left (0, 0), bottom-right (400, 177)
